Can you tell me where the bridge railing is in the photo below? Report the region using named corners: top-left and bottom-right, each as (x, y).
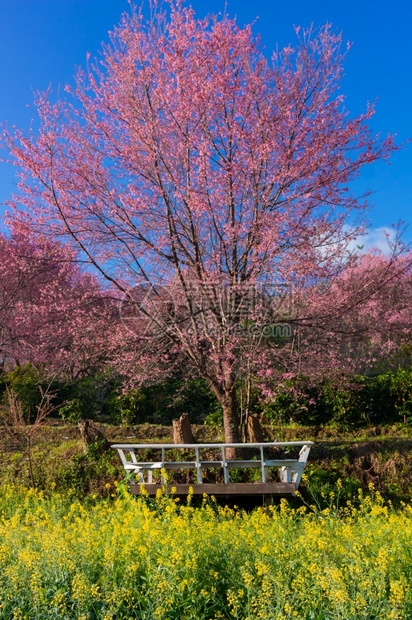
top-left (112, 441), bottom-right (313, 493)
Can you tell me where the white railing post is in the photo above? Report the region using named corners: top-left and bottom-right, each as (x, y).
top-left (195, 447), bottom-right (202, 483)
top-left (280, 466), bottom-right (292, 483)
top-left (116, 448), bottom-right (128, 469)
top-left (221, 446), bottom-right (229, 483)
top-left (260, 445), bottom-right (266, 483)
top-left (161, 447), bottom-right (165, 484)
top-left (292, 443), bottom-right (312, 484)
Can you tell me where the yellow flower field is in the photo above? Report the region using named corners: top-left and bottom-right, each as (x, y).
top-left (0, 483), bottom-right (412, 619)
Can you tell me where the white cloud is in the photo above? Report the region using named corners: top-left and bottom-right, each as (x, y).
top-left (345, 226), bottom-right (396, 256)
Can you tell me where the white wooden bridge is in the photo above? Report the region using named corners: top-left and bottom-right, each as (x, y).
top-left (112, 441), bottom-right (313, 496)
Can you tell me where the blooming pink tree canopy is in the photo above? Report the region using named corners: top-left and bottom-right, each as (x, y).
top-left (0, 224), bottom-right (111, 378)
top-left (256, 249), bottom-right (412, 394)
top-left (2, 2), bottom-right (405, 442)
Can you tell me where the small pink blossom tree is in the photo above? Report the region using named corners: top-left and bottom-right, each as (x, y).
top-left (2, 2), bottom-right (407, 444)
top-left (257, 248), bottom-right (412, 399)
top-left (0, 224), bottom-right (111, 378)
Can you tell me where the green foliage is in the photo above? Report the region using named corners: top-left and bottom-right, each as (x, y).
top-left (107, 387), bottom-right (148, 425)
top-left (262, 368), bottom-right (412, 429)
top-left (108, 377), bottom-right (219, 425)
top-left (58, 398), bottom-right (84, 424)
top-left (262, 380), bottom-right (321, 426)
top-left (383, 369), bottom-right (412, 424)
top-left (1, 363), bottom-right (411, 429)
top-left (302, 464), bottom-right (360, 510)
top-left (204, 408), bottom-right (224, 429)
top-left (0, 364), bottom-right (46, 418)
top-left (0, 440), bottom-right (122, 499)
top-left (0, 366), bottom-right (119, 422)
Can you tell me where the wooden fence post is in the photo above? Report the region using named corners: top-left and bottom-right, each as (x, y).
top-left (78, 419), bottom-right (110, 454)
top-left (247, 413), bottom-right (264, 443)
top-left (172, 413), bottom-right (195, 444)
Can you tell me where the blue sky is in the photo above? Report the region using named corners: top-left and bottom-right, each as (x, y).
top-left (0, 0), bottom-right (411, 247)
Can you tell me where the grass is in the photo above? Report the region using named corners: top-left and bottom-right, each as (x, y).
top-left (2, 421), bottom-right (412, 506)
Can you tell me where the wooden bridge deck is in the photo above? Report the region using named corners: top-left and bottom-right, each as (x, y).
top-left (130, 482), bottom-right (297, 496)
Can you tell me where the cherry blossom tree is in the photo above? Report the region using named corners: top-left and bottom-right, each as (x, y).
top-left (2, 2), bottom-right (405, 444)
top-left (257, 248), bottom-right (412, 399)
top-left (0, 224), bottom-right (111, 378)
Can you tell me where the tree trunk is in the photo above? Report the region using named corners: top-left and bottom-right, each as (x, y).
top-left (247, 413), bottom-right (264, 443)
top-left (221, 390), bottom-right (242, 459)
top-left (172, 413), bottom-right (195, 444)
top-left (206, 381), bottom-right (242, 458)
top-left (78, 419), bottom-right (110, 454)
